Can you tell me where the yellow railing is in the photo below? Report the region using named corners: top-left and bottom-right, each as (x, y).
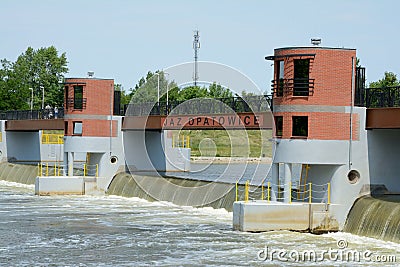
top-left (38, 162), bottom-right (98, 177)
top-left (0, 132), bottom-right (2, 142)
top-left (41, 134), bottom-right (64, 144)
top-left (172, 135), bottom-right (190, 148)
top-left (236, 180), bottom-right (331, 205)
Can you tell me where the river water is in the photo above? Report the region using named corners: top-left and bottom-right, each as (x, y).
top-left (1, 181), bottom-right (399, 266)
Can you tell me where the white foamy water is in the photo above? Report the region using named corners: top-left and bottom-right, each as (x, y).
top-left (0, 182), bottom-right (398, 266)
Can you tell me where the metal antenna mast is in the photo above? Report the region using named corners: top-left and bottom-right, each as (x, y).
top-left (193, 30), bottom-right (200, 86)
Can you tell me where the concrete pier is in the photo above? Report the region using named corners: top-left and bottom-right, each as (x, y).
top-left (35, 176), bottom-right (106, 196)
top-left (233, 200), bottom-right (339, 233)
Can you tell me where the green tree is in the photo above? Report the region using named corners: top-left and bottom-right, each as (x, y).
top-left (208, 82), bottom-right (233, 98)
top-left (0, 46), bottom-right (68, 110)
top-left (369, 72), bottom-right (400, 88)
top-left (130, 71), bottom-right (177, 104)
top-left (130, 72), bottom-right (235, 104)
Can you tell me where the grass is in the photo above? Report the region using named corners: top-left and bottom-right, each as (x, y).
top-left (175, 129), bottom-right (272, 158)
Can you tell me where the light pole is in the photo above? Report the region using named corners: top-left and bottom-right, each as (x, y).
top-left (40, 86), bottom-right (44, 109)
top-left (29, 87), bottom-right (33, 111)
top-left (164, 72), bottom-right (170, 114)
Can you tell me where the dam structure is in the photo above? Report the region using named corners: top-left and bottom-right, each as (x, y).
top-left (233, 46), bottom-right (400, 235)
top-left (1, 45), bottom-right (400, 240)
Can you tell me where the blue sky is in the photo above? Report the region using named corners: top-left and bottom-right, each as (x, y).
top-left (1, 0), bottom-right (399, 93)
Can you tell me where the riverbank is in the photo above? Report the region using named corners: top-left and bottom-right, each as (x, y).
top-left (190, 156), bottom-right (272, 164)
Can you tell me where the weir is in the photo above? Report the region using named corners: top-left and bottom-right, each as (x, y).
top-left (106, 172), bottom-right (257, 211)
top-left (0, 162), bottom-right (37, 184)
top-left (344, 195), bottom-right (400, 242)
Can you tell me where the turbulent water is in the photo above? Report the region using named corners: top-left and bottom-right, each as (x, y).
top-left (344, 195), bottom-right (400, 243)
top-left (1, 181), bottom-right (399, 266)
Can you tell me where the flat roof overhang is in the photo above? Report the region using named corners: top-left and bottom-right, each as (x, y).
top-left (366, 108), bottom-right (400, 129)
top-left (5, 119), bottom-right (64, 131)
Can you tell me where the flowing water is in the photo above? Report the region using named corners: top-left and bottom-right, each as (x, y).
top-left (1, 180), bottom-right (399, 266)
top-left (344, 195), bottom-right (400, 243)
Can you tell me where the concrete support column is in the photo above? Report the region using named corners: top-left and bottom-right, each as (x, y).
top-left (271, 163), bottom-right (279, 201)
top-left (68, 152), bottom-right (74, 176)
top-left (284, 163), bottom-right (292, 203)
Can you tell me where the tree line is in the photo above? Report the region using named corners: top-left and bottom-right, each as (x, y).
top-left (123, 71), bottom-right (234, 105)
top-left (0, 46), bottom-right (68, 110)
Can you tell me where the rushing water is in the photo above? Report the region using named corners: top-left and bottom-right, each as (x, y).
top-left (344, 195), bottom-right (400, 243)
top-left (1, 181), bottom-right (399, 266)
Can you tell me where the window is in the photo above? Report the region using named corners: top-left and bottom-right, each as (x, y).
top-left (73, 122), bottom-right (83, 135)
top-left (292, 116), bottom-right (308, 137)
top-left (65, 86), bottom-right (69, 109)
top-left (293, 59), bottom-right (310, 96)
top-left (275, 60), bottom-right (284, 97)
top-left (64, 121), bottom-right (68, 135)
top-left (73, 85), bottom-right (83, 109)
top-left (275, 116), bottom-right (283, 137)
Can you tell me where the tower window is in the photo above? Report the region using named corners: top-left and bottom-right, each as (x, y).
top-left (276, 60), bottom-right (284, 97)
top-left (73, 122), bottom-right (83, 135)
top-left (292, 116), bottom-right (308, 137)
top-left (73, 85), bottom-right (83, 109)
top-left (275, 116), bottom-right (283, 137)
top-left (293, 59), bottom-right (310, 96)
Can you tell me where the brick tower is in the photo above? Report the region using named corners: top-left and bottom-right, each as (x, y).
top-left (266, 46), bottom-right (370, 228)
top-left (63, 77), bottom-right (123, 182)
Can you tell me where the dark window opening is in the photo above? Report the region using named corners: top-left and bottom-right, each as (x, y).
top-left (293, 59), bottom-right (310, 96)
top-left (65, 86), bottom-right (69, 109)
top-left (292, 116), bottom-right (308, 137)
top-left (275, 116), bottom-right (283, 137)
top-left (276, 60), bottom-right (284, 97)
top-left (73, 121), bottom-right (83, 135)
top-left (73, 85), bottom-right (83, 109)
top-left (64, 121), bottom-right (68, 135)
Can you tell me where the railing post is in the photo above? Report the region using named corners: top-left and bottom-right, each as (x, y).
top-left (172, 135), bottom-right (175, 148)
top-left (309, 182), bottom-right (312, 204)
top-left (327, 183), bottom-right (331, 205)
top-left (37, 163), bottom-right (40, 177)
top-left (46, 163), bottom-right (49, 176)
top-left (289, 181), bottom-right (292, 204)
top-left (54, 164), bottom-right (57, 176)
top-left (83, 164), bottom-right (86, 177)
top-left (235, 181), bottom-right (238, 202)
top-left (267, 181), bottom-right (270, 203)
top-left (96, 164), bottom-right (98, 177)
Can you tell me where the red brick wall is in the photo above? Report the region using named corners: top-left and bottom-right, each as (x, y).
top-left (272, 47), bottom-right (359, 141)
top-left (64, 119), bottom-right (118, 137)
top-left (64, 78), bottom-right (114, 116)
top-left (273, 47), bottom-right (356, 106)
top-left (64, 78), bottom-right (116, 137)
top-left (274, 112), bottom-right (359, 140)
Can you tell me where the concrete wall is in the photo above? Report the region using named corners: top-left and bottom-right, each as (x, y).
top-left (64, 116), bottom-right (125, 183)
top-left (6, 131), bottom-right (41, 163)
top-left (367, 129), bottom-right (400, 192)
top-left (0, 121), bottom-right (7, 162)
top-left (123, 130), bottom-right (165, 172)
top-left (124, 130), bottom-right (192, 172)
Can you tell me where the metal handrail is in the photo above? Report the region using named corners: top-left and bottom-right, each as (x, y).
top-left (356, 86), bottom-right (400, 108)
top-left (0, 108), bottom-right (64, 120)
top-left (271, 78), bottom-right (315, 97)
top-left (124, 95), bottom-right (272, 116)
